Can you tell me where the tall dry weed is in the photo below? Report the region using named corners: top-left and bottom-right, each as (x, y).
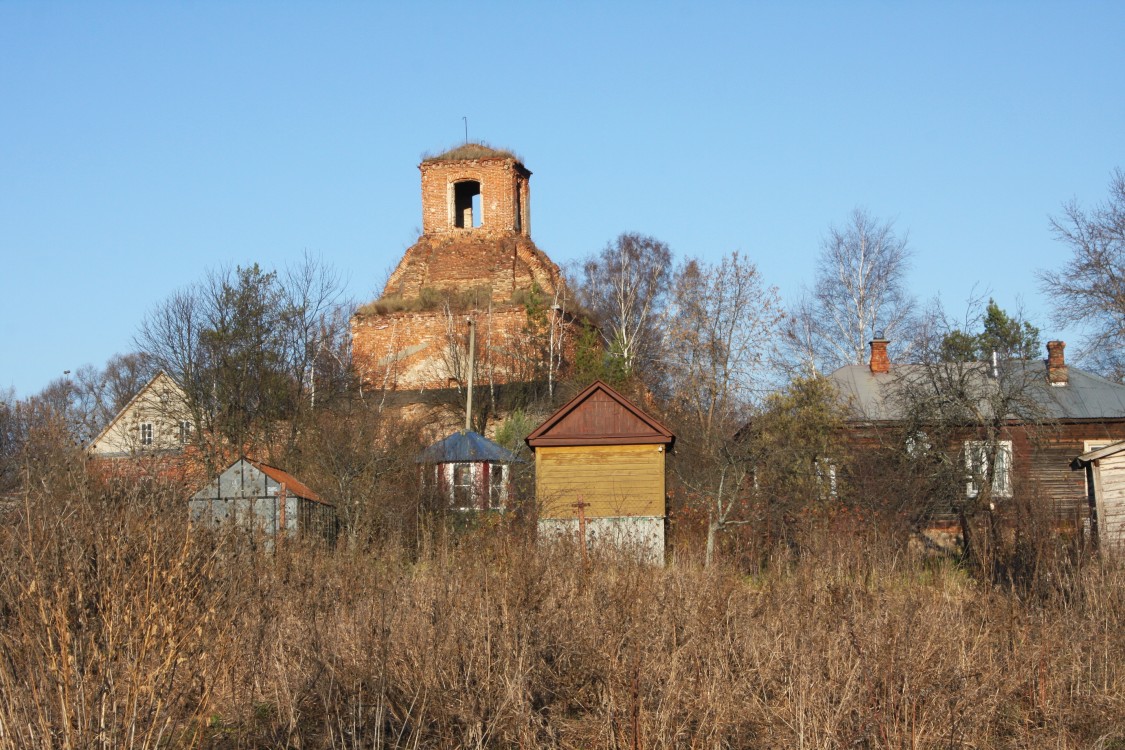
top-left (2, 463), bottom-right (1124, 748)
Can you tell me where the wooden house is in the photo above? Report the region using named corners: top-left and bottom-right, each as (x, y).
top-left (526, 380), bottom-right (675, 562)
top-left (190, 458), bottom-right (336, 544)
top-left (417, 430), bottom-right (520, 511)
top-left (828, 339), bottom-right (1125, 533)
top-left (1073, 440), bottom-right (1125, 551)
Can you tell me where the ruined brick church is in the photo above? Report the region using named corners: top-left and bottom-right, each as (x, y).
top-left (351, 145), bottom-right (580, 398)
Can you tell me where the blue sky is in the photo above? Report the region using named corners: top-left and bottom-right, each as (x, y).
top-left (2, 2), bottom-right (1122, 397)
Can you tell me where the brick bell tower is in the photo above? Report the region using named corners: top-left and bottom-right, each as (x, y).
top-left (419, 144), bottom-right (531, 237)
top-left (351, 144), bottom-right (574, 393)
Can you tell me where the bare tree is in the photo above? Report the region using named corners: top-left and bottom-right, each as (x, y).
top-left (664, 252), bottom-right (784, 565)
top-left (889, 299), bottom-right (1050, 576)
top-left (281, 252), bottom-right (348, 410)
top-left (572, 233), bottom-right (672, 384)
top-left (136, 256), bottom-right (347, 465)
top-left (1040, 168), bottom-right (1125, 378)
top-left (786, 209), bottom-right (915, 374)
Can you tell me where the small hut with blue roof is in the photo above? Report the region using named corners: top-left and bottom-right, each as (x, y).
top-left (418, 430), bottom-right (520, 511)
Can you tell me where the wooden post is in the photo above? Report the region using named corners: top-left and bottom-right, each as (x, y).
top-left (278, 482), bottom-right (288, 539)
top-left (572, 498), bottom-right (589, 565)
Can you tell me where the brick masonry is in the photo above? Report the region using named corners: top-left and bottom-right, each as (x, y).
top-left (352, 147), bottom-right (580, 392)
top-left (420, 155), bottom-right (531, 237)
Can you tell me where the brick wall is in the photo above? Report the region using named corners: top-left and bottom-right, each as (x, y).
top-left (352, 304), bottom-right (582, 392)
top-left (420, 157), bottom-right (530, 237)
top-left (353, 148), bottom-right (585, 395)
top-left (380, 234), bottom-right (561, 304)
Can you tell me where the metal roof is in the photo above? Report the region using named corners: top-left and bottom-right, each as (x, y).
top-left (191, 457), bottom-right (332, 506)
top-left (828, 360), bottom-right (1125, 422)
top-left (250, 460), bottom-right (326, 504)
top-left (416, 431), bottom-right (521, 464)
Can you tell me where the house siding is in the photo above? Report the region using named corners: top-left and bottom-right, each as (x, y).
top-left (536, 443), bottom-right (665, 519)
top-left (843, 421), bottom-right (1125, 527)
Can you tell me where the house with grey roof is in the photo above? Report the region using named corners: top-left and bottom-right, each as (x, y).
top-left (828, 338), bottom-right (1125, 534)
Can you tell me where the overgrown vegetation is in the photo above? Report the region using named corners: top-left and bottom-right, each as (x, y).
top-left (420, 142), bottom-right (521, 163)
top-left (2, 450), bottom-right (1124, 749)
top-left (357, 285), bottom-right (496, 316)
top-left (7, 165), bottom-right (1125, 747)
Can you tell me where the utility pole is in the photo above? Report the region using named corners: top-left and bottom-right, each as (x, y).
top-left (465, 317), bottom-right (475, 432)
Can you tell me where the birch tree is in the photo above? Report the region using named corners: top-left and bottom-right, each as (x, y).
top-left (574, 233), bottom-right (672, 383)
top-left (786, 209), bottom-right (915, 374)
top-left (665, 252), bottom-right (783, 565)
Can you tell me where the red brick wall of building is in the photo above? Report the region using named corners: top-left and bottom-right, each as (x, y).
top-left (353, 304), bottom-right (582, 392)
top-left (420, 157), bottom-right (530, 237)
top-left (353, 148), bottom-right (581, 394)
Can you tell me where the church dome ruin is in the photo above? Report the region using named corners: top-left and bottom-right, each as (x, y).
top-left (351, 145), bottom-right (578, 393)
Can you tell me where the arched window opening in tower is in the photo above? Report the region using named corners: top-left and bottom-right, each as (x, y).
top-left (454, 180), bottom-right (482, 228)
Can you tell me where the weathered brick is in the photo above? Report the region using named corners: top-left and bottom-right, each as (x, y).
top-left (352, 146), bottom-right (580, 392)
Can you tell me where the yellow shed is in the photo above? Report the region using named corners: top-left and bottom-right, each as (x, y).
top-left (526, 380), bottom-right (674, 561)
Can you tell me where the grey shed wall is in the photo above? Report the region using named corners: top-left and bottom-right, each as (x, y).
top-left (190, 460), bottom-right (336, 544)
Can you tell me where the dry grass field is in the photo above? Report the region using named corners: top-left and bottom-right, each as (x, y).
top-left (2, 464), bottom-right (1124, 749)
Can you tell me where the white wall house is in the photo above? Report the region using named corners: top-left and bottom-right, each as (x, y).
top-left (88, 371), bottom-right (194, 457)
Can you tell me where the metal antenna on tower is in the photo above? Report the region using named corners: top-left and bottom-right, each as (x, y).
top-left (462, 116), bottom-right (468, 143)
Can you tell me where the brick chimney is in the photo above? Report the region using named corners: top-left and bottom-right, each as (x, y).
top-left (869, 336), bottom-right (890, 375)
top-left (1046, 340), bottom-right (1068, 386)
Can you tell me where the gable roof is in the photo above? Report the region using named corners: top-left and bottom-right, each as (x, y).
top-left (1075, 439), bottom-right (1125, 465)
top-left (248, 459), bottom-right (327, 504)
top-left (192, 457), bottom-right (330, 506)
top-left (526, 380), bottom-right (675, 448)
top-left (417, 431), bottom-right (522, 464)
top-left (829, 360), bottom-right (1125, 423)
top-left (87, 370), bottom-right (187, 451)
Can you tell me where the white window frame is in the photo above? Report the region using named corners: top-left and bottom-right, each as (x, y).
top-left (450, 462), bottom-right (476, 510)
top-left (179, 420), bottom-right (193, 444)
top-left (814, 458), bottom-right (837, 501)
top-left (139, 422), bottom-right (154, 447)
top-left (964, 440), bottom-right (1012, 499)
top-left (488, 463), bottom-right (509, 510)
top-left (1082, 440), bottom-right (1114, 498)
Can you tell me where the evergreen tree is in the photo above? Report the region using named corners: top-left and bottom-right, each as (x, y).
top-left (940, 299), bottom-right (1040, 362)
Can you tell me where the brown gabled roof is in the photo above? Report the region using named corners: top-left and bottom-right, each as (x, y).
top-left (247, 459), bottom-right (330, 506)
top-left (526, 380), bottom-right (675, 448)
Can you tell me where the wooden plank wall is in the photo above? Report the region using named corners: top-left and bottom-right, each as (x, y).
top-left (1094, 453), bottom-right (1125, 548)
top-left (545, 391), bottom-right (652, 441)
top-left (1022, 423), bottom-right (1125, 521)
top-left (536, 444), bottom-right (665, 519)
top-left (842, 421), bottom-right (1125, 523)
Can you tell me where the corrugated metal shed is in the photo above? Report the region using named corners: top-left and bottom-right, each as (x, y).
top-left (190, 458), bottom-right (336, 543)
